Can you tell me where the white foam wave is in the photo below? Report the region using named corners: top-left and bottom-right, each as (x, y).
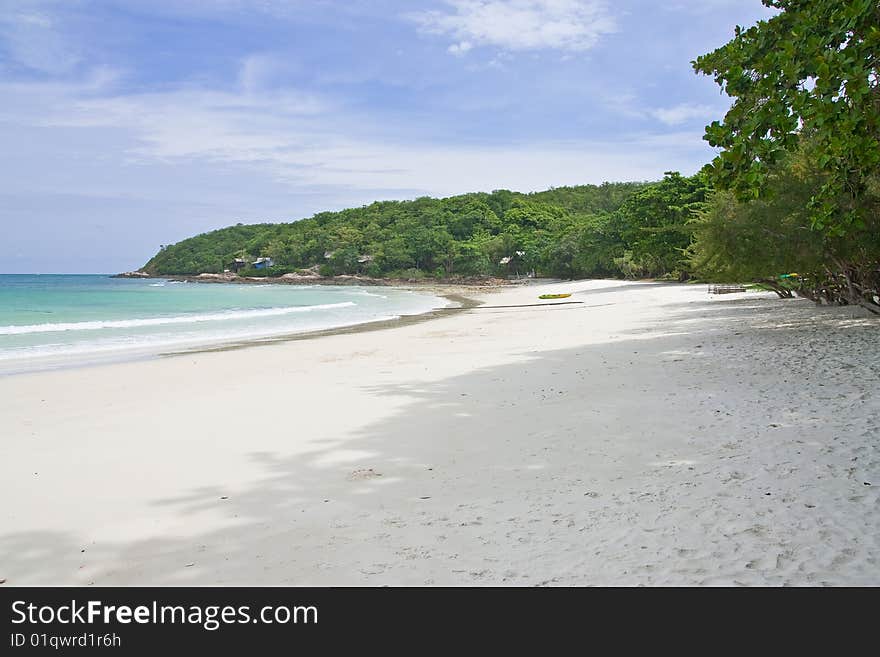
top-left (0, 312), bottom-right (403, 368)
top-left (0, 302), bottom-right (357, 335)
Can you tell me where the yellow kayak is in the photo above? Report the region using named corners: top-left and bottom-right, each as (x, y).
top-left (538, 293), bottom-right (572, 299)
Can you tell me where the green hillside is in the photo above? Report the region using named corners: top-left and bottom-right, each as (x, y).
top-left (143, 175), bottom-right (710, 280)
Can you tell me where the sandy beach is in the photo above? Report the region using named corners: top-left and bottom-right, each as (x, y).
top-left (0, 279), bottom-right (877, 586)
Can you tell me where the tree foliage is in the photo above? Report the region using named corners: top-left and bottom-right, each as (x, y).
top-left (689, 151), bottom-right (826, 293)
top-left (692, 0), bottom-right (880, 235)
top-left (144, 181), bottom-right (707, 281)
top-left (690, 147), bottom-right (880, 308)
top-left (610, 172), bottom-right (711, 280)
top-left (692, 0), bottom-right (880, 312)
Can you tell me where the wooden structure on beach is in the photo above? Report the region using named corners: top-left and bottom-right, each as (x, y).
top-left (709, 284), bottom-right (747, 294)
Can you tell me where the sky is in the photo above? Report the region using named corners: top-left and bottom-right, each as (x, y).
top-left (0, 0), bottom-right (777, 273)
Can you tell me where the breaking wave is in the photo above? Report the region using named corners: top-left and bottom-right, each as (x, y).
top-left (0, 302), bottom-right (357, 335)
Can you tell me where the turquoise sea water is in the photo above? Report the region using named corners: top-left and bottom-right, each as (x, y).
top-left (0, 275), bottom-right (444, 374)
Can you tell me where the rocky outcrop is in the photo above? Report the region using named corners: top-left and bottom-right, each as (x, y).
top-left (113, 271), bottom-right (151, 278)
top-left (281, 271), bottom-right (321, 280)
top-left (196, 272), bottom-right (238, 281)
top-left (114, 268), bottom-right (512, 288)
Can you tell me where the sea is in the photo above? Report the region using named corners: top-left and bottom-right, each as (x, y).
top-left (0, 274), bottom-right (445, 375)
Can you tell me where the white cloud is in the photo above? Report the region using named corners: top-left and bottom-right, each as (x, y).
top-left (411, 0), bottom-right (616, 54)
top-left (239, 54), bottom-right (277, 93)
top-left (15, 13), bottom-right (52, 28)
top-left (650, 103), bottom-right (717, 126)
top-left (1, 60), bottom-right (719, 272)
top-left (46, 89), bottom-right (329, 164)
top-left (0, 7), bottom-right (81, 74)
top-left (1, 69), bottom-right (712, 205)
top-left (448, 41), bottom-right (473, 56)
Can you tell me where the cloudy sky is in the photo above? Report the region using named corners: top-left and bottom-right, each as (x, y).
top-left (1, 0), bottom-right (776, 273)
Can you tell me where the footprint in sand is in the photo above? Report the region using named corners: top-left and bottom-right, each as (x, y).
top-left (347, 468), bottom-right (383, 481)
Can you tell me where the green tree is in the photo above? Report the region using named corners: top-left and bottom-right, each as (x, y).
top-left (693, 0), bottom-right (880, 312)
top-left (688, 152), bottom-right (826, 296)
top-left (609, 172), bottom-right (711, 279)
top-left (692, 0), bottom-right (879, 234)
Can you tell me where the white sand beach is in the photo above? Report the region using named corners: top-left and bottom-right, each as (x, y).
top-left (0, 279), bottom-right (877, 586)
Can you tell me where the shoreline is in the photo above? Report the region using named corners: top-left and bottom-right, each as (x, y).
top-left (114, 270), bottom-right (516, 288)
top-left (0, 286), bottom-right (484, 378)
top-left (164, 291), bottom-right (483, 357)
top-left (1, 279), bottom-right (877, 585)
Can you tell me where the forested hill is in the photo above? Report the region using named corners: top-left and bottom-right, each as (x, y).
top-left (142, 177), bottom-right (710, 280)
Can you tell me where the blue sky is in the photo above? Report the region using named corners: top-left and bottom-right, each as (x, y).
top-left (0, 0), bottom-right (776, 273)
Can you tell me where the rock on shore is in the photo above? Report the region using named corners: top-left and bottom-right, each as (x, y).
top-left (112, 271), bottom-right (151, 278)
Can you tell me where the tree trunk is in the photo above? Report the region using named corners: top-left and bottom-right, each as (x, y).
top-left (756, 278), bottom-right (794, 298)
